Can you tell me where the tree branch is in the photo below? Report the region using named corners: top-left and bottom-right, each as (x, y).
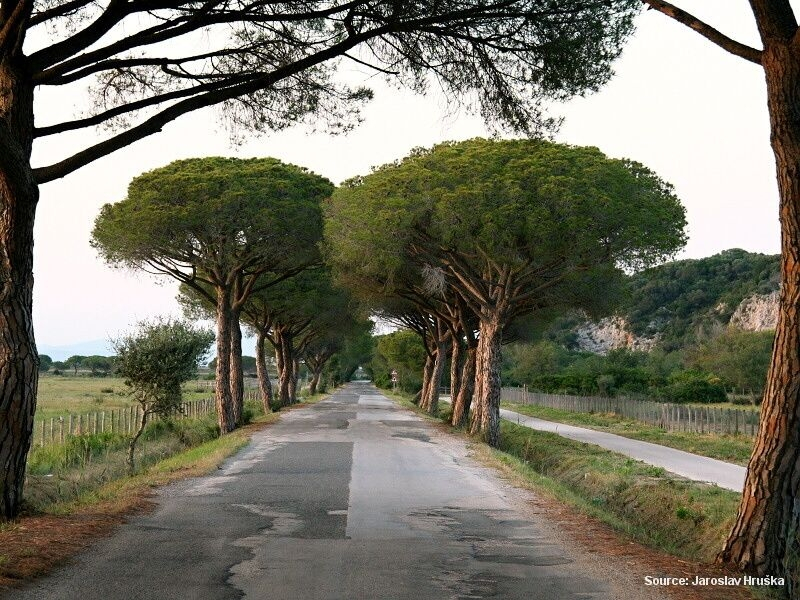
top-left (641, 0), bottom-right (763, 64)
top-left (748, 0), bottom-right (798, 44)
top-left (34, 47), bottom-right (244, 86)
top-left (33, 25), bottom-right (384, 183)
top-left (0, 0), bottom-right (32, 56)
top-left (34, 75), bottom-right (253, 137)
top-left (29, 0), bottom-right (95, 27)
top-left (27, 0), bottom-right (226, 72)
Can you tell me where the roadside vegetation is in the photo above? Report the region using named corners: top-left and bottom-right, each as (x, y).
top-left (391, 390), bottom-right (742, 568)
top-left (24, 413), bottom-right (228, 514)
top-left (494, 420), bottom-right (741, 563)
top-left (35, 376), bottom-right (214, 419)
top-left (502, 403), bottom-right (754, 465)
top-left (0, 406), bottom-right (270, 586)
top-left (502, 332), bottom-right (773, 406)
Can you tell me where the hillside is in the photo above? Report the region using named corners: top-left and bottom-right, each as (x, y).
top-left (554, 249), bottom-right (780, 353)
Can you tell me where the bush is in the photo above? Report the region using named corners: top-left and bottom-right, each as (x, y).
top-left (242, 399), bottom-right (264, 424)
top-left (662, 374), bottom-right (727, 404)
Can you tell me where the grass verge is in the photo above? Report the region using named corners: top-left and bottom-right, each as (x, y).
top-left (0, 401), bottom-right (287, 587)
top-left (386, 391), bottom-right (741, 562)
top-left (494, 420), bottom-right (741, 563)
top-left (504, 403), bottom-right (754, 466)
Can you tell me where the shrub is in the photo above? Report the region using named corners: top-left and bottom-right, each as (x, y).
top-left (662, 374), bottom-right (727, 404)
top-left (242, 400), bottom-right (264, 424)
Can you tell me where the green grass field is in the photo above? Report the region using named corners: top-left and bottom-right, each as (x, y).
top-left (687, 401), bottom-right (761, 412)
top-left (35, 375), bottom-right (216, 420)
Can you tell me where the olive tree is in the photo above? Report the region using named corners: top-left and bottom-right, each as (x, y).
top-left (326, 138), bottom-right (687, 446)
top-left (113, 318), bottom-right (214, 474)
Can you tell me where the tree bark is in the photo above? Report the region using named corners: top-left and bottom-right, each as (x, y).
top-left (213, 287), bottom-right (236, 433)
top-left (423, 339), bottom-right (447, 415)
top-left (229, 307), bottom-right (244, 426)
top-left (309, 369), bottom-right (322, 395)
top-left (449, 336), bottom-right (462, 404)
top-left (127, 408), bottom-right (149, 475)
top-left (469, 332), bottom-right (486, 436)
top-left (470, 317), bottom-right (502, 447)
top-left (274, 328), bottom-right (294, 407)
top-left (0, 60), bottom-right (40, 519)
top-left (418, 352), bottom-right (435, 408)
top-left (255, 330), bottom-right (273, 413)
top-left (290, 356), bottom-right (299, 404)
top-left (452, 344), bottom-right (476, 428)
top-left (718, 32), bottom-right (800, 594)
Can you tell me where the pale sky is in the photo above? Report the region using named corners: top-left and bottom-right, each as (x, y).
top-left (31, 2), bottom-right (782, 349)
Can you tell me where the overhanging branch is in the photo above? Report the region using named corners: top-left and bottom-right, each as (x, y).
top-left (33, 26), bottom-right (385, 183)
top-left (641, 0), bottom-right (762, 64)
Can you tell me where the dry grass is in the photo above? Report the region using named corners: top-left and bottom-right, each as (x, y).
top-left (387, 389), bottom-right (769, 599)
top-left (36, 375), bottom-right (213, 419)
top-left (0, 412), bottom-right (280, 588)
top-left (469, 443), bottom-right (757, 600)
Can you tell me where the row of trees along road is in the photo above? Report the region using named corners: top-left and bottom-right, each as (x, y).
top-left (1, 0), bottom-right (799, 593)
top-left (92, 157), bottom-right (369, 430)
top-left (178, 265), bottom-right (370, 413)
top-left (0, 0), bottom-right (640, 521)
top-left (324, 138), bottom-right (687, 447)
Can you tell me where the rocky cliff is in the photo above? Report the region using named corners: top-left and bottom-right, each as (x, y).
top-left (574, 291), bottom-right (778, 354)
top-left (729, 291), bottom-right (779, 332)
top-left (574, 317), bottom-right (658, 354)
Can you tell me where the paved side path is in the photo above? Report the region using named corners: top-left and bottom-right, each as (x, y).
top-left (499, 407), bottom-right (746, 492)
top-left (5, 383), bottom-right (664, 600)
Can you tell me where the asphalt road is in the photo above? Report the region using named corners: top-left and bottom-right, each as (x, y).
top-left (498, 407), bottom-right (747, 492)
top-left (6, 383), bottom-right (627, 600)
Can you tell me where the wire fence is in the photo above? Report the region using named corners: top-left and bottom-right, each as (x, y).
top-left (501, 386), bottom-right (760, 437)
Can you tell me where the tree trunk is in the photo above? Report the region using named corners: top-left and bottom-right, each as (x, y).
top-left (470, 317), bottom-right (502, 447)
top-left (274, 328), bottom-right (293, 407)
top-left (0, 62), bottom-right (40, 519)
top-left (214, 288), bottom-right (236, 433)
top-left (718, 36), bottom-right (800, 594)
top-left (469, 332), bottom-right (486, 436)
top-left (450, 337), bottom-right (462, 404)
top-left (274, 341), bottom-right (284, 386)
top-left (452, 344), bottom-right (476, 428)
top-left (255, 330), bottom-right (273, 413)
top-left (290, 356), bottom-right (299, 404)
top-left (418, 353), bottom-right (435, 408)
top-left (229, 307), bottom-right (244, 426)
top-left (424, 340), bottom-right (447, 415)
top-left (127, 408), bottom-right (149, 475)
top-left (309, 369), bottom-right (322, 395)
